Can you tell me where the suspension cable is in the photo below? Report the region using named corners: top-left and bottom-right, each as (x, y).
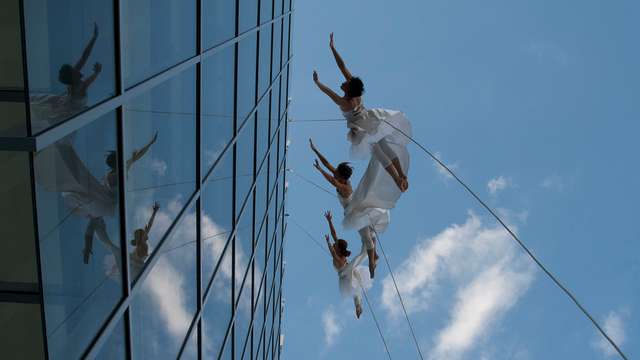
top-left (289, 117), bottom-right (628, 360)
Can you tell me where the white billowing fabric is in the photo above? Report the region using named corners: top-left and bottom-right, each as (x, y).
top-left (341, 105), bottom-right (411, 229)
top-left (338, 192), bottom-right (389, 248)
top-left (334, 245), bottom-right (369, 305)
top-left (343, 106), bottom-right (412, 160)
top-left (34, 141), bottom-right (116, 218)
top-left (30, 93), bottom-right (88, 133)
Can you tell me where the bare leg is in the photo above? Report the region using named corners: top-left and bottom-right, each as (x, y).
top-left (379, 139), bottom-right (408, 192)
top-left (359, 226), bottom-right (377, 278)
top-left (354, 296), bottom-right (363, 319)
top-left (372, 142), bottom-right (406, 192)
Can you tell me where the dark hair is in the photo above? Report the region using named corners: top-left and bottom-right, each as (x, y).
top-left (58, 64), bottom-right (75, 85)
top-left (335, 239), bottom-right (351, 257)
top-left (336, 162), bottom-right (353, 180)
top-left (346, 77), bottom-right (364, 98)
top-left (105, 151), bottom-right (117, 170)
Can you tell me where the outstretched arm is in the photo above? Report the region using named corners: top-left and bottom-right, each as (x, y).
top-left (74, 23), bottom-right (99, 71)
top-left (313, 71), bottom-right (347, 107)
top-left (79, 62), bottom-right (102, 93)
top-left (329, 33), bottom-right (352, 81)
top-left (325, 234), bottom-right (337, 258)
top-left (324, 211), bottom-right (339, 242)
top-left (314, 160), bottom-right (338, 188)
top-left (309, 139), bottom-right (336, 173)
top-left (144, 202), bottom-right (160, 235)
top-left (127, 131), bottom-right (158, 172)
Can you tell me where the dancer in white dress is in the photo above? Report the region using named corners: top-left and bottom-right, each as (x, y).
top-left (35, 131), bottom-right (158, 263)
top-left (310, 138), bottom-right (388, 277)
top-left (312, 33), bottom-right (412, 197)
top-left (30, 22), bottom-right (103, 132)
top-left (324, 211), bottom-right (368, 319)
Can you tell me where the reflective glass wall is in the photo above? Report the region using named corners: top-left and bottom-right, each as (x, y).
top-left (0, 0), bottom-right (292, 358)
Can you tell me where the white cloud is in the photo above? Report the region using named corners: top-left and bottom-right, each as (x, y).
top-left (150, 158), bottom-right (168, 176)
top-left (487, 176), bottom-right (512, 195)
top-left (592, 310), bottom-right (627, 358)
top-left (322, 306), bottom-right (342, 347)
top-left (432, 152), bottom-right (459, 183)
top-left (540, 174), bottom-right (565, 191)
top-left (380, 212), bottom-right (535, 359)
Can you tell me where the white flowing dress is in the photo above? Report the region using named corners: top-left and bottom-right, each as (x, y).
top-left (341, 105), bottom-right (411, 230)
top-left (334, 245), bottom-right (369, 307)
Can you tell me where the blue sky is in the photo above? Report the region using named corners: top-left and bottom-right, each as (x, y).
top-left (282, 0), bottom-right (640, 359)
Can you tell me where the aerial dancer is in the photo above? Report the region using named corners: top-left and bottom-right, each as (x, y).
top-left (324, 211), bottom-right (368, 319)
top-left (312, 33), bottom-right (412, 194)
top-left (31, 22), bottom-right (103, 130)
top-left (310, 138), bottom-right (388, 277)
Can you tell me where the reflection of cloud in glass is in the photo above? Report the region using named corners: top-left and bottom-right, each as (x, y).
top-left (149, 157), bottom-right (168, 176)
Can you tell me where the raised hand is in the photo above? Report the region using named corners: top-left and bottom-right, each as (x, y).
top-left (313, 159), bottom-right (321, 170)
top-left (309, 138), bottom-right (317, 151)
top-left (329, 32), bottom-right (335, 49)
top-left (324, 210), bottom-right (332, 222)
top-left (93, 22), bottom-right (99, 38)
top-left (93, 62), bottom-right (102, 73)
top-left (325, 234), bottom-right (330, 243)
top-left (152, 202), bottom-right (160, 212)
top-left (312, 70), bottom-right (319, 83)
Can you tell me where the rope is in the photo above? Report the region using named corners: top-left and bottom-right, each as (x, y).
top-left (289, 171), bottom-right (423, 359)
top-left (289, 216), bottom-right (392, 359)
top-left (372, 228), bottom-right (424, 360)
top-left (290, 116), bottom-right (629, 360)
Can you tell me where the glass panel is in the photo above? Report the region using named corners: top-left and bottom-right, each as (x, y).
top-left (33, 112), bottom-right (121, 360)
top-left (285, 0), bottom-right (291, 13)
top-left (95, 315), bottom-right (126, 360)
top-left (0, 303), bottom-right (45, 359)
top-left (123, 0), bottom-right (196, 87)
top-left (256, 98), bottom-right (270, 169)
top-left (0, 152), bottom-right (37, 283)
top-left (271, 21), bottom-right (282, 82)
top-left (235, 275), bottom-right (252, 358)
top-left (0, 0), bottom-right (23, 89)
top-left (179, 323), bottom-right (198, 359)
top-left (260, 0), bottom-right (272, 24)
top-left (280, 67), bottom-right (288, 119)
top-left (202, 148), bottom-right (233, 290)
top-left (254, 164), bottom-right (268, 231)
top-left (254, 331), bottom-right (264, 360)
top-left (274, 0), bottom-right (283, 18)
top-left (131, 205), bottom-right (197, 360)
top-left (203, 0), bottom-right (235, 49)
top-left (235, 194), bottom-right (254, 284)
top-left (202, 246), bottom-right (232, 359)
top-left (237, 34), bottom-right (257, 125)
top-left (0, 102), bottom-right (27, 137)
top-left (239, 0), bottom-right (258, 34)
top-left (283, 16), bottom-right (290, 62)
top-left (24, 0), bottom-right (116, 134)
top-left (257, 27), bottom-right (272, 99)
top-left (221, 339), bottom-right (233, 359)
top-left (0, 0), bottom-right (27, 137)
top-left (235, 118), bottom-right (255, 215)
top-left (202, 46), bottom-right (235, 173)
top-left (124, 69), bottom-right (196, 283)
top-left (270, 81), bottom-right (280, 142)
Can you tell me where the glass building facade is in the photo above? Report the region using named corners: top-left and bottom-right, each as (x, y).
top-left (0, 0), bottom-right (292, 358)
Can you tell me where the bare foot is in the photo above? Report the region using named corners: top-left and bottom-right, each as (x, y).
top-left (82, 248), bottom-right (92, 264)
top-left (356, 303), bottom-right (363, 319)
top-left (369, 256), bottom-right (377, 279)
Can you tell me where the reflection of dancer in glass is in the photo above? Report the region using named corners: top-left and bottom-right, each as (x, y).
top-left (31, 22), bottom-right (103, 128)
top-left (35, 132), bottom-right (158, 263)
top-left (88, 202), bottom-right (161, 281)
top-left (130, 202), bottom-right (160, 266)
top-left (324, 211), bottom-right (367, 319)
top-left (312, 33), bottom-right (411, 193)
top-left (310, 139), bottom-right (388, 277)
